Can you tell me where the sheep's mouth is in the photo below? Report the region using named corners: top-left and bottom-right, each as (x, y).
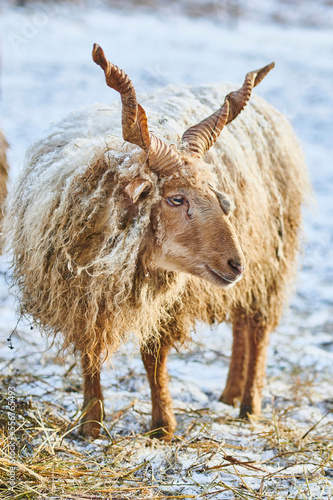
top-left (204, 265), bottom-right (238, 288)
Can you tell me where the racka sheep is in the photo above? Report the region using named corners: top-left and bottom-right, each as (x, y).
top-left (5, 45), bottom-right (310, 440)
top-left (0, 129), bottom-right (8, 253)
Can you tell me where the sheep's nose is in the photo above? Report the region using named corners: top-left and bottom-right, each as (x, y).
top-left (228, 259), bottom-right (245, 276)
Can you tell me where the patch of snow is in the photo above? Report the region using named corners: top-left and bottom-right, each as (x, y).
top-left (0, 2), bottom-right (333, 498)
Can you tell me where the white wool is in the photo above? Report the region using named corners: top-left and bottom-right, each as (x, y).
top-left (4, 81), bottom-right (309, 365)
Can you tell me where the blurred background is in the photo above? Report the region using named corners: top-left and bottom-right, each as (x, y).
top-left (0, 1), bottom-right (332, 497)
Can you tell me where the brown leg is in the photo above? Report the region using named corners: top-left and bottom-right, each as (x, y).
top-left (141, 344), bottom-right (176, 442)
top-left (220, 314), bottom-right (249, 406)
top-left (79, 351), bottom-right (104, 439)
top-left (239, 318), bottom-right (270, 418)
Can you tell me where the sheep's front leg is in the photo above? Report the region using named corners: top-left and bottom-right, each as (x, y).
top-left (141, 344), bottom-right (176, 442)
top-left (239, 318), bottom-right (270, 418)
top-left (219, 313), bottom-right (249, 406)
top-left (79, 351), bottom-right (104, 439)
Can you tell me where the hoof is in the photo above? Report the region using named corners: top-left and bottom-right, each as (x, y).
top-left (78, 420), bottom-right (102, 438)
top-left (239, 404), bottom-right (260, 420)
top-left (149, 418), bottom-right (176, 442)
top-left (219, 391), bottom-right (241, 407)
top-left (79, 400), bottom-right (104, 439)
top-left (239, 406), bottom-right (251, 420)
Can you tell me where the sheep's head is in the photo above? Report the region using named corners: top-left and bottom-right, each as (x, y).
top-left (93, 44), bottom-right (274, 288)
top-left (150, 171), bottom-right (243, 287)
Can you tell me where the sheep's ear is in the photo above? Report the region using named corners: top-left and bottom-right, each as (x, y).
top-left (209, 185), bottom-right (235, 216)
top-left (125, 178), bottom-right (152, 204)
top-left (218, 194), bottom-right (235, 216)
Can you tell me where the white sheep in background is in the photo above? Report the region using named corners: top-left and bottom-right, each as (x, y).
top-left (4, 45), bottom-right (310, 439)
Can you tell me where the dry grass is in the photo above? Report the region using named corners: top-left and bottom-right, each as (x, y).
top-left (1, 329), bottom-right (333, 500)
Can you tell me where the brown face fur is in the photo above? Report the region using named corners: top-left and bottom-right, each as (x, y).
top-left (150, 174), bottom-right (245, 289)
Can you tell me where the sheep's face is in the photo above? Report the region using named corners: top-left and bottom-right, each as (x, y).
top-left (151, 177), bottom-right (245, 288)
top-left (92, 44), bottom-right (274, 289)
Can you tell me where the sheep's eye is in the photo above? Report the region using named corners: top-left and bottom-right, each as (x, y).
top-left (167, 195), bottom-right (185, 206)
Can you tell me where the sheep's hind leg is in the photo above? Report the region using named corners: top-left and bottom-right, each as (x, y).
top-left (239, 317), bottom-right (270, 418)
top-left (219, 313), bottom-right (249, 407)
top-left (141, 343), bottom-right (176, 442)
top-left (79, 351), bottom-right (104, 439)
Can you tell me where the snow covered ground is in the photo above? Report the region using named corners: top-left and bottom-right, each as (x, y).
top-left (0, 2), bottom-right (333, 499)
